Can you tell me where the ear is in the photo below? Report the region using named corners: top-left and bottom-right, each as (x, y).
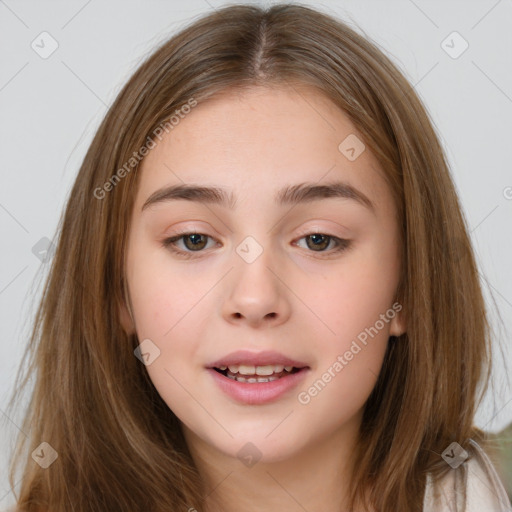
top-left (389, 307), bottom-right (406, 337)
top-left (119, 299), bottom-right (135, 335)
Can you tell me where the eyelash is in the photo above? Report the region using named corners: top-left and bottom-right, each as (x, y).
top-left (161, 230), bottom-right (352, 260)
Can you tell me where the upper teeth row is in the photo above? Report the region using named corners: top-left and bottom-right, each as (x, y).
top-left (218, 364), bottom-right (294, 375)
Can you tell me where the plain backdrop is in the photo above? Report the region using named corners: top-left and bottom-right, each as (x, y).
top-left (1, 0), bottom-right (511, 508)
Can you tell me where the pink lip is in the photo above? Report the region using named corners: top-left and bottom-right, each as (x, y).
top-left (207, 349), bottom-right (309, 369)
top-left (206, 367), bottom-right (310, 405)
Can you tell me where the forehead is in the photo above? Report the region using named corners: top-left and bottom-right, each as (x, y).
top-left (133, 85), bottom-right (392, 216)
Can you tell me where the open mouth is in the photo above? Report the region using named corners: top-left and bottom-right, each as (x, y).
top-left (213, 365), bottom-right (304, 383)
top-left (207, 361), bottom-right (310, 404)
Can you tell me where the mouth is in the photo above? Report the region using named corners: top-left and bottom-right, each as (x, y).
top-left (212, 364), bottom-right (304, 383)
top-left (207, 364), bottom-right (310, 405)
top-left (206, 350), bottom-right (310, 403)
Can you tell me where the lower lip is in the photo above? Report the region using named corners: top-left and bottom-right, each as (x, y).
top-left (206, 367), bottom-right (310, 405)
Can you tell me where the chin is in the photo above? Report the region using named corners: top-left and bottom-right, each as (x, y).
top-left (214, 430), bottom-right (304, 465)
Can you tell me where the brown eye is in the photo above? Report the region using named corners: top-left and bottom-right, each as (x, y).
top-left (162, 231), bottom-right (351, 260)
top-left (162, 232), bottom-right (217, 259)
top-left (297, 233), bottom-right (338, 252)
top-left (181, 233), bottom-right (208, 251)
top-left (305, 234), bottom-right (331, 251)
top-left (295, 233), bottom-right (352, 257)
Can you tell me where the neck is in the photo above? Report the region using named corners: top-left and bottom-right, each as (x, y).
top-left (182, 414), bottom-right (362, 512)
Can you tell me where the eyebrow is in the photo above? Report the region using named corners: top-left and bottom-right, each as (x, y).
top-left (141, 181), bottom-right (375, 214)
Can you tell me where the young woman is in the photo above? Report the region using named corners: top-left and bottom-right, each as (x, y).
top-left (5, 4), bottom-right (510, 511)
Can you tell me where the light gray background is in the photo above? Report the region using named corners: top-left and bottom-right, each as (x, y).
top-left (1, 0), bottom-right (511, 507)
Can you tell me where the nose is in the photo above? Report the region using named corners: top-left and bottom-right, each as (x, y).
top-left (221, 247), bottom-right (291, 328)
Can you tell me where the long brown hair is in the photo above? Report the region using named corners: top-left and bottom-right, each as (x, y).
top-left (6, 3), bottom-right (494, 511)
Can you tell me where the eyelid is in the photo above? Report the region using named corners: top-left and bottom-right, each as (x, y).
top-left (162, 228), bottom-right (352, 260)
top-left (166, 225), bottom-right (344, 244)
top-left (293, 224), bottom-right (347, 239)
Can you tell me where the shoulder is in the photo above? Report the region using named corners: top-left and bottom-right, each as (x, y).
top-left (423, 439), bottom-right (512, 512)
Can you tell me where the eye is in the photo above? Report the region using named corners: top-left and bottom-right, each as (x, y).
top-left (294, 233), bottom-right (351, 256)
top-left (161, 231), bottom-right (352, 259)
top-left (161, 232), bottom-right (218, 259)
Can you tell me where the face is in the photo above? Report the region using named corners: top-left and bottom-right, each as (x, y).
top-left (121, 85), bottom-right (405, 465)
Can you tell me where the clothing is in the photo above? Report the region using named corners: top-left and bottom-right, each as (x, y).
top-left (423, 439), bottom-right (511, 511)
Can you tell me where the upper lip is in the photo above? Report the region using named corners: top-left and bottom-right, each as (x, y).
top-left (207, 350), bottom-right (309, 369)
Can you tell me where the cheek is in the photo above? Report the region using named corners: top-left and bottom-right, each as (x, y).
top-left (128, 258), bottom-right (208, 415)
top-left (302, 243), bottom-right (398, 400)
top-left (126, 240), bottom-right (219, 368)
top-left (127, 240), bottom-right (203, 338)
top-left (297, 271), bottom-right (392, 419)
top-left (310, 261), bottom-right (398, 343)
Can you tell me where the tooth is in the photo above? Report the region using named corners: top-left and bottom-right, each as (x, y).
top-left (224, 373), bottom-right (283, 383)
top-left (257, 376), bottom-right (280, 383)
top-left (238, 364), bottom-right (256, 375)
top-left (255, 365), bottom-right (275, 376)
top-left (224, 364), bottom-right (298, 379)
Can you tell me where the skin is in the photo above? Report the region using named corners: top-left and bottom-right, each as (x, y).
top-left (120, 85), bottom-right (406, 512)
